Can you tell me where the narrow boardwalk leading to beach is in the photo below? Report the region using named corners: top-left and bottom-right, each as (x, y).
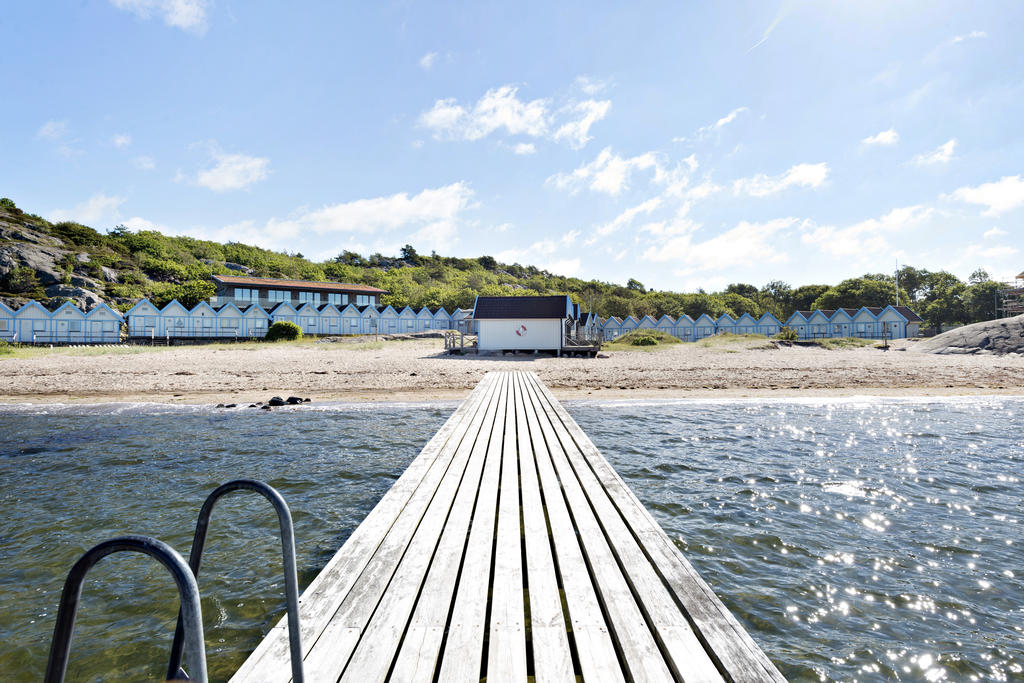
top-left (231, 371), bottom-right (783, 682)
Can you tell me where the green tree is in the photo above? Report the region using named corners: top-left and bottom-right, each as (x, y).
top-left (626, 278), bottom-right (645, 292)
top-left (964, 280), bottom-right (1001, 322)
top-left (3, 266), bottom-right (41, 293)
top-left (789, 284), bottom-right (830, 315)
top-left (154, 280), bottom-right (215, 308)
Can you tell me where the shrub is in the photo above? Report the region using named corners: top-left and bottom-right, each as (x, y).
top-left (51, 221), bottom-right (105, 247)
top-left (141, 255), bottom-right (187, 281)
top-left (775, 326), bottom-right (799, 341)
top-left (265, 321), bottom-right (303, 342)
top-left (3, 266), bottom-right (41, 293)
top-left (0, 197), bottom-right (17, 211)
top-left (0, 339), bottom-right (12, 356)
top-left (631, 335), bottom-right (658, 346)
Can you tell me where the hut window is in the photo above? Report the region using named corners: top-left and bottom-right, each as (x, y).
top-left (69, 321), bottom-right (82, 332)
top-left (203, 318), bottom-right (213, 328)
top-left (33, 320), bottom-right (46, 331)
top-left (254, 319), bottom-right (265, 328)
top-left (103, 322), bottom-right (114, 332)
top-left (0, 321), bottom-right (7, 331)
top-left (222, 319), bottom-right (238, 329)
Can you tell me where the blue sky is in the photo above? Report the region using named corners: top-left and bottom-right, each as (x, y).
top-left (2, 0), bottom-right (1022, 290)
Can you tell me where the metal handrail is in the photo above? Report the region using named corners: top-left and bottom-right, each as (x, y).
top-left (44, 535), bottom-right (207, 683)
top-left (166, 480), bottom-right (304, 683)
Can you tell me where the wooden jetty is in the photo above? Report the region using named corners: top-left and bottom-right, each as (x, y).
top-left (232, 371), bottom-right (784, 682)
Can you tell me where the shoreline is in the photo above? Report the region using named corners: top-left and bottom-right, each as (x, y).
top-left (3, 385), bottom-right (1024, 406)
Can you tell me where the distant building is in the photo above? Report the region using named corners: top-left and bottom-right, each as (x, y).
top-left (473, 295), bottom-right (575, 353)
top-left (210, 275), bottom-right (386, 310)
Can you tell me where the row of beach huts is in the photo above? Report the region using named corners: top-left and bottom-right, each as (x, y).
top-left (0, 298), bottom-right (922, 345)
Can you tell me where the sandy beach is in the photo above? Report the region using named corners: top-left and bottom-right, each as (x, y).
top-left (2, 337), bottom-right (1023, 404)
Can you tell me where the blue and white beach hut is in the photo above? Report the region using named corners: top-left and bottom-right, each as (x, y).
top-left (126, 299), bottom-right (161, 338)
top-left (830, 308), bottom-right (856, 337)
top-left (716, 314), bottom-right (737, 335)
top-left (13, 300), bottom-right (50, 342)
top-left (785, 311), bottom-right (810, 339)
top-left (619, 316), bottom-right (639, 335)
top-left (432, 307), bottom-right (451, 330)
top-left (295, 302), bottom-right (321, 335)
top-left (190, 301), bottom-right (218, 337)
top-left (655, 314), bottom-right (675, 336)
top-left (377, 305), bottom-right (400, 334)
top-left (734, 312), bottom-right (758, 335)
top-left (851, 307), bottom-right (877, 338)
top-left (415, 306), bottom-right (434, 332)
top-left (673, 314), bottom-right (695, 341)
top-left (318, 303), bottom-right (342, 336)
top-left (0, 301), bottom-right (15, 341)
top-left (396, 306), bottom-right (417, 333)
top-left (805, 309), bottom-right (831, 339)
top-left (268, 301), bottom-right (299, 327)
top-left (693, 313), bottom-right (717, 339)
top-left (756, 312), bottom-right (782, 337)
top-left (360, 304), bottom-right (380, 335)
top-left (50, 301), bottom-right (88, 342)
top-left (241, 304), bottom-right (271, 337)
top-left (85, 303), bottom-right (123, 343)
top-left (602, 316), bottom-right (622, 341)
top-left (876, 305), bottom-right (913, 339)
top-left (338, 303), bottom-right (362, 334)
top-left (162, 300), bottom-right (190, 338)
top-left (214, 302), bottom-right (245, 339)
top-left (635, 314), bottom-right (657, 331)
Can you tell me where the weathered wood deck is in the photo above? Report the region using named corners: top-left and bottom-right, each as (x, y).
top-left (231, 371), bottom-right (784, 682)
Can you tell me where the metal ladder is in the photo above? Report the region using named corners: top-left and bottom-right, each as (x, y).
top-left (44, 479), bottom-right (305, 683)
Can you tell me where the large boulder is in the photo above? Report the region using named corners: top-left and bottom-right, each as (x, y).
top-left (0, 242), bottom-right (67, 285)
top-left (43, 284), bottom-right (103, 309)
top-left (99, 266), bottom-right (120, 282)
top-left (913, 314), bottom-right (1024, 355)
top-left (0, 221), bottom-right (63, 248)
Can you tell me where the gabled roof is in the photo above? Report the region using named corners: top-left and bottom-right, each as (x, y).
top-left (637, 314), bottom-right (658, 325)
top-left (268, 301), bottom-right (298, 314)
top-left (317, 303), bottom-right (341, 314)
top-left (51, 301), bottom-right (86, 317)
top-left (757, 312), bottom-right (782, 324)
top-left (415, 307), bottom-right (434, 317)
top-left (716, 314), bottom-right (736, 324)
top-left (295, 302), bottom-right (320, 314)
top-left (694, 313), bottom-right (716, 324)
top-left (894, 305), bottom-right (924, 322)
top-left (338, 303), bottom-right (361, 315)
top-left (213, 302), bottom-right (244, 315)
top-left (787, 311), bottom-right (809, 323)
top-left (240, 304), bottom-right (270, 317)
top-left (603, 317), bottom-right (622, 328)
top-left (126, 299), bottom-right (159, 315)
top-left (735, 312), bottom-right (757, 323)
top-left (376, 305), bottom-right (398, 316)
top-left (473, 295), bottom-right (573, 320)
top-left (85, 302), bottom-right (124, 321)
top-left (359, 304), bottom-right (379, 315)
top-left (674, 314), bottom-right (695, 324)
top-left (830, 308), bottom-right (855, 320)
top-left (433, 307), bottom-right (451, 318)
top-left (839, 307), bottom-right (860, 317)
top-left (397, 306), bottom-right (417, 317)
top-left (0, 301), bottom-right (15, 315)
top-left (656, 314), bottom-right (675, 325)
top-left (161, 299), bottom-right (190, 314)
top-left (806, 309), bottom-right (831, 321)
top-left (212, 274), bottom-right (386, 294)
top-left (14, 300), bottom-right (50, 316)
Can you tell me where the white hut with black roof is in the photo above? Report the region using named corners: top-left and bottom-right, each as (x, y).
top-left (473, 295), bottom-right (573, 353)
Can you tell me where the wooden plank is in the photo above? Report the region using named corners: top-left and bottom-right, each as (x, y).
top-left (485, 371), bottom-right (528, 682)
top-left (529, 374), bottom-right (786, 682)
top-left (389, 372), bottom-right (508, 681)
top-left (522, 373), bottom-right (723, 682)
top-left (230, 373), bottom-right (497, 683)
top-left (517, 373), bottom-right (626, 683)
top-left (326, 372), bottom-right (507, 681)
top-left (512, 373), bottom-right (575, 683)
top-left (519, 374), bottom-right (675, 683)
top-left (434, 369), bottom-right (509, 681)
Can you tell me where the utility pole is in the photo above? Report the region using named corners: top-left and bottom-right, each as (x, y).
top-left (895, 258), bottom-right (899, 306)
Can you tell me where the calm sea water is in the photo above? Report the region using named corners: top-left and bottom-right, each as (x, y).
top-left (0, 398), bottom-right (1021, 682)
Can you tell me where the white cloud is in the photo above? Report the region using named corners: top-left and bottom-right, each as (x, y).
top-left (418, 82), bottom-right (610, 150)
top-left (676, 107), bottom-right (749, 143)
top-left (983, 227), bottom-right (1007, 239)
top-left (800, 205), bottom-right (933, 258)
top-left (132, 155), bottom-right (156, 170)
top-left (574, 76), bottom-right (609, 95)
top-left (418, 51), bottom-right (438, 70)
top-left (194, 150), bottom-right (271, 191)
top-left (862, 128), bottom-right (899, 146)
top-left (910, 139), bottom-right (956, 166)
top-left (547, 147), bottom-right (660, 196)
top-left (928, 30), bottom-right (988, 60)
top-left (733, 162), bottom-right (829, 197)
top-left (496, 230), bottom-right (579, 267)
top-left (122, 216), bottom-right (168, 232)
top-left (513, 142), bottom-right (536, 155)
top-left (112, 133), bottom-right (132, 148)
top-left (110, 0), bottom-right (209, 33)
top-left (947, 175), bottom-right (1024, 216)
top-left (643, 218), bottom-right (798, 269)
top-left (169, 183), bottom-right (475, 256)
top-left (540, 258), bottom-right (582, 277)
top-left (37, 120), bottom-right (69, 140)
top-left (594, 197), bottom-right (663, 237)
top-left (552, 99), bottom-right (612, 150)
top-left (48, 193), bottom-right (125, 225)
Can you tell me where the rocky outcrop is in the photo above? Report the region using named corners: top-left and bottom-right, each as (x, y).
top-left (0, 241), bottom-right (67, 285)
top-left (913, 314), bottom-right (1024, 355)
top-left (43, 284), bottom-right (104, 308)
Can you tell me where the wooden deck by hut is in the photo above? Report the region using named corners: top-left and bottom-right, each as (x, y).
top-left (231, 371), bottom-right (781, 682)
